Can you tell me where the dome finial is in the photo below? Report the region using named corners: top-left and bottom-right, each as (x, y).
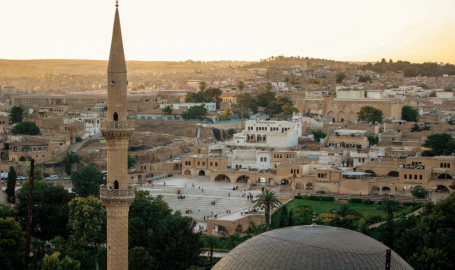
top-left (311, 206), bottom-right (318, 227)
top-left (115, 0), bottom-right (119, 8)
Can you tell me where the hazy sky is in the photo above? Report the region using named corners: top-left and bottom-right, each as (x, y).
top-left (1, 0), bottom-right (455, 63)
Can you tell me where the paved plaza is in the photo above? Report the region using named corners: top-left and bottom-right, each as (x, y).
top-left (140, 177), bottom-right (265, 231)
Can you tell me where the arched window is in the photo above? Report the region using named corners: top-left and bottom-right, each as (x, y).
top-left (113, 112), bottom-right (118, 121)
top-left (114, 180), bottom-right (119, 189)
top-left (264, 157), bottom-right (267, 162)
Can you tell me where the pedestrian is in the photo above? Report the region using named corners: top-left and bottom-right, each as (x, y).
top-left (152, 183), bottom-right (154, 189)
top-left (228, 192), bottom-right (230, 197)
top-left (204, 216), bottom-right (205, 221)
top-left (164, 182), bottom-right (166, 186)
top-left (202, 188), bottom-right (204, 192)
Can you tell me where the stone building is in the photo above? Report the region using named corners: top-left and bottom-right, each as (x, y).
top-left (99, 3), bottom-right (135, 270)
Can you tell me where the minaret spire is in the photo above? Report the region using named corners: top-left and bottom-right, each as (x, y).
top-left (116, 0), bottom-right (119, 8)
top-left (108, 0), bottom-right (126, 73)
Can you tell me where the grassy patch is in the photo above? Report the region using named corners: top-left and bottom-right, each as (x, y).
top-left (271, 199), bottom-right (389, 229)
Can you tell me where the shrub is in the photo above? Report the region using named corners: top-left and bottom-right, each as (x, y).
top-left (308, 195), bottom-right (334, 201)
top-left (294, 195), bottom-right (308, 200)
top-left (403, 202), bottom-right (422, 207)
top-left (346, 215), bottom-right (360, 220)
top-left (75, 136), bottom-right (82, 142)
top-left (348, 198), bottom-right (363, 203)
top-left (364, 214), bottom-right (384, 225)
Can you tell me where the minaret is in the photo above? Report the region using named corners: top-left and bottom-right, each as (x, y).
top-left (100, 1), bottom-right (135, 270)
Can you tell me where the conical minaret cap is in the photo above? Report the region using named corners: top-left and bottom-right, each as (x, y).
top-left (108, 6), bottom-right (127, 72)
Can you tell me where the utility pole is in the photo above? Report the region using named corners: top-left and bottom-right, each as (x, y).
top-left (25, 159), bottom-right (35, 270)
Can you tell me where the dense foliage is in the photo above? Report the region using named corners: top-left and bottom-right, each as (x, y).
top-left (70, 166), bottom-right (105, 197)
top-left (425, 133), bottom-right (455, 156)
top-left (358, 106), bottom-right (383, 123)
top-left (401, 106), bottom-right (419, 122)
top-left (11, 121), bottom-right (40, 135)
top-left (361, 58), bottom-right (455, 77)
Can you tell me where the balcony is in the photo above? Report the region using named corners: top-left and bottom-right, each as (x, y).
top-left (100, 120), bottom-right (134, 131)
top-left (100, 186), bottom-right (135, 200)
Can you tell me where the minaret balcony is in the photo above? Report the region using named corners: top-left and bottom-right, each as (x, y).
top-left (100, 186), bottom-right (135, 200)
top-left (100, 120), bottom-right (134, 131)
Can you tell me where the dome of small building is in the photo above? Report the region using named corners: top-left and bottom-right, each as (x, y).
top-left (212, 225), bottom-right (413, 270)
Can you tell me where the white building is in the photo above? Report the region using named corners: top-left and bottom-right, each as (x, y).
top-left (159, 102), bottom-right (217, 112)
top-left (233, 120), bottom-right (302, 148)
top-left (230, 149), bottom-right (272, 170)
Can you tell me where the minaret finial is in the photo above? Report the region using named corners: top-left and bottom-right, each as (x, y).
top-left (116, 0), bottom-right (119, 8)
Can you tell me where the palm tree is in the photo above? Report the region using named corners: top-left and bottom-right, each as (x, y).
top-left (198, 81), bottom-right (207, 92)
top-left (330, 203), bottom-right (362, 218)
top-left (377, 199), bottom-right (402, 218)
top-left (253, 190), bottom-right (282, 230)
top-left (205, 236), bottom-right (219, 265)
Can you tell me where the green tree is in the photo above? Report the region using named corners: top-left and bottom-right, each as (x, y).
top-left (264, 82), bottom-right (273, 92)
top-left (65, 151), bottom-right (80, 176)
top-left (376, 199), bottom-right (402, 218)
top-left (329, 203), bottom-right (361, 218)
top-left (253, 190), bottom-right (282, 230)
top-left (336, 72), bottom-right (346, 83)
top-left (311, 130), bottom-right (327, 141)
top-left (15, 180), bottom-right (75, 241)
top-left (401, 105), bottom-right (419, 121)
top-left (419, 83), bottom-right (429, 89)
top-left (11, 121), bottom-right (40, 135)
top-left (265, 101), bottom-right (283, 115)
top-left (358, 106), bottom-right (383, 123)
top-left (40, 251), bottom-right (81, 270)
top-left (227, 128), bottom-right (236, 137)
top-left (10, 105), bottom-right (24, 124)
top-left (5, 166), bottom-right (17, 203)
top-left (282, 103), bottom-right (298, 117)
top-left (409, 247), bottom-right (453, 270)
top-left (0, 217), bottom-right (25, 269)
top-left (151, 213), bottom-right (201, 270)
top-left (128, 191), bottom-right (172, 251)
top-left (278, 205), bottom-right (289, 228)
top-left (204, 236), bottom-right (220, 265)
top-left (228, 233), bottom-right (241, 248)
top-left (185, 92), bottom-right (211, 103)
top-left (75, 136), bottom-right (82, 142)
top-left (219, 105), bottom-right (232, 121)
top-left (181, 105), bottom-right (208, 120)
top-left (71, 166), bottom-right (105, 198)
top-left (198, 81), bottom-right (207, 92)
top-left (68, 197), bottom-right (106, 270)
top-left (255, 91), bottom-right (276, 107)
top-left (161, 105), bottom-right (173, 115)
top-left (128, 246), bottom-right (153, 270)
top-left (429, 91), bottom-right (437, 97)
top-left (411, 186), bottom-right (429, 200)
top-left (204, 87), bottom-right (223, 107)
top-left (236, 81), bottom-right (244, 92)
top-left (444, 87), bottom-right (454, 92)
top-left (236, 93), bottom-right (258, 115)
top-left (425, 133), bottom-right (455, 156)
top-left (0, 204), bottom-right (13, 219)
top-left (288, 208), bottom-right (294, 226)
top-left (297, 203), bottom-right (312, 224)
top-left (366, 134), bottom-right (378, 146)
top-left (128, 155), bottom-right (136, 169)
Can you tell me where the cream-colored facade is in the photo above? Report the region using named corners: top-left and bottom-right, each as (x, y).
top-left (99, 4), bottom-right (135, 270)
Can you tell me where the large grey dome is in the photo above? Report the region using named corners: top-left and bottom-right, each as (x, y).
top-left (213, 225), bottom-right (413, 270)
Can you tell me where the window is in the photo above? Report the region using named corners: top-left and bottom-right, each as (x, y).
top-left (404, 174), bottom-right (407, 179)
top-left (210, 162), bottom-right (213, 166)
top-left (260, 157), bottom-right (264, 162)
top-left (419, 175), bottom-right (422, 180)
top-left (202, 162), bottom-right (205, 166)
top-left (409, 174), bottom-right (412, 179)
top-left (297, 169), bottom-right (300, 174)
top-left (414, 175), bottom-right (417, 180)
top-left (264, 157), bottom-right (267, 162)
top-left (215, 162), bottom-right (218, 167)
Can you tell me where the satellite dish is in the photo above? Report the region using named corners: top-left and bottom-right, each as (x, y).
top-left (108, 187), bottom-right (113, 191)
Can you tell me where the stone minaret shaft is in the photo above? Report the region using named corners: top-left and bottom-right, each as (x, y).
top-left (100, 3), bottom-right (135, 270)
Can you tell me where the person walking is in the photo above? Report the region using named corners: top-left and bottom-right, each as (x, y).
top-left (164, 182), bottom-right (166, 186)
top-left (228, 192), bottom-right (230, 197)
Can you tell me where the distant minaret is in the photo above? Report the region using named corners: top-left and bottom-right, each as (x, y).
top-left (100, 1), bottom-right (135, 270)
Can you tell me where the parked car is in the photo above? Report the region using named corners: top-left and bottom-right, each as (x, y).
top-left (16, 176), bottom-right (26, 180)
top-left (173, 157), bottom-right (182, 161)
top-left (46, 175), bottom-right (59, 180)
top-left (63, 176), bottom-right (70, 180)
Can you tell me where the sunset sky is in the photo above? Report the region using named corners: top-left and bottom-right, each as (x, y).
top-left (1, 0), bottom-right (455, 63)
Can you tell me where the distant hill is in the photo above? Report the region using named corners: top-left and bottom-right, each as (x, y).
top-left (0, 59), bottom-right (250, 77)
